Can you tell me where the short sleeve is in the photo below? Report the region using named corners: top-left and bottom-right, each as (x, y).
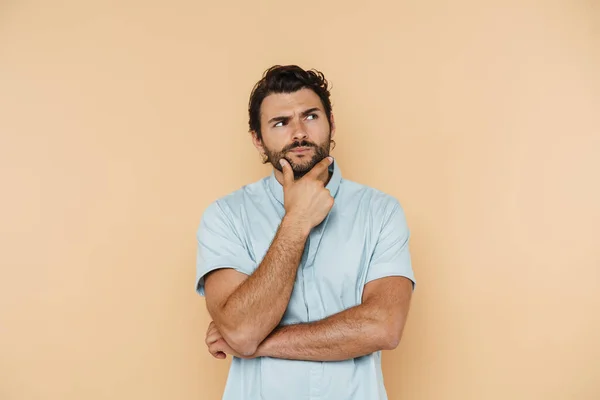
top-left (195, 200), bottom-right (256, 296)
top-left (365, 200), bottom-right (416, 289)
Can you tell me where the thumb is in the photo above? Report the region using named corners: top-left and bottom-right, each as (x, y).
top-left (280, 159), bottom-right (294, 187)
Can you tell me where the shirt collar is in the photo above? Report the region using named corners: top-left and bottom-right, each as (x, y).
top-left (267, 158), bottom-right (342, 206)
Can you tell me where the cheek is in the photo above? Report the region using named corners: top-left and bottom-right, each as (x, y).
top-left (262, 133), bottom-right (288, 153)
top-left (308, 122), bottom-right (331, 142)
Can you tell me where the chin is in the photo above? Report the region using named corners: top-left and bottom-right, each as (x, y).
top-left (294, 161), bottom-right (318, 173)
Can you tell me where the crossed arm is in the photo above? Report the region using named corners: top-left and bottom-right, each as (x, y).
top-left (199, 200), bottom-right (414, 362)
top-left (255, 275), bottom-right (411, 361)
top-left (204, 272), bottom-right (413, 362)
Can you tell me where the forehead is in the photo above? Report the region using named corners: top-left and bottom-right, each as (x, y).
top-left (260, 88), bottom-right (323, 120)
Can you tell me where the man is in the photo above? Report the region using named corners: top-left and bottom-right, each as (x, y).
top-left (195, 65), bottom-right (416, 399)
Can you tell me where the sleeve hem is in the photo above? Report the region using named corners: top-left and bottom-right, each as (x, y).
top-left (196, 260), bottom-right (255, 296)
top-left (365, 267), bottom-right (416, 291)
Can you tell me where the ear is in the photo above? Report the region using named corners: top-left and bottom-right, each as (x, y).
top-left (251, 131), bottom-right (265, 155)
top-left (330, 113), bottom-right (336, 140)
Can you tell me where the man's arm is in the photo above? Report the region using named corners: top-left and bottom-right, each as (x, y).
top-left (204, 216), bottom-right (308, 356)
top-left (251, 276), bottom-right (413, 361)
top-left (202, 157), bottom-right (334, 356)
top-left (205, 195), bottom-right (415, 361)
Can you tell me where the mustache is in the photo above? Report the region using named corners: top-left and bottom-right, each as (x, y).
top-left (284, 141), bottom-right (316, 152)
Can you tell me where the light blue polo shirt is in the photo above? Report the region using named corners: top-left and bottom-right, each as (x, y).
top-left (195, 160), bottom-right (415, 400)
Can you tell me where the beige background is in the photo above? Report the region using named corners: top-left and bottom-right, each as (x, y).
top-left (1, 1), bottom-right (599, 399)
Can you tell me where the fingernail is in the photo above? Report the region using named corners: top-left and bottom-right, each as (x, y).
top-left (279, 159), bottom-right (286, 167)
top-left (328, 156), bottom-right (334, 163)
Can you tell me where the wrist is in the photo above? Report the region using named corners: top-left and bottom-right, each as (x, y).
top-left (253, 340), bottom-right (269, 358)
top-left (281, 213), bottom-right (311, 238)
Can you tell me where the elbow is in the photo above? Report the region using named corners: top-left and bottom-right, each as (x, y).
top-left (379, 321), bottom-right (404, 351)
top-left (382, 332), bottom-right (401, 351)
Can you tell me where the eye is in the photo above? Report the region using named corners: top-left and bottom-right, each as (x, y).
top-left (274, 121), bottom-right (284, 128)
top-left (306, 113), bottom-right (318, 120)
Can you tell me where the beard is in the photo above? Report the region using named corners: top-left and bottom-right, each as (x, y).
top-left (264, 136), bottom-right (332, 179)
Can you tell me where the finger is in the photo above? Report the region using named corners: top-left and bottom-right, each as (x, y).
top-left (316, 163), bottom-right (331, 183)
top-left (210, 348), bottom-right (226, 359)
top-left (209, 340), bottom-right (230, 360)
top-left (306, 156), bottom-right (333, 181)
top-left (206, 321), bottom-right (215, 336)
top-left (205, 324), bottom-right (216, 342)
top-left (280, 158), bottom-right (294, 187)
top-left (205, 330), bottom-right (222, 346)
top-left (205, 324), bottom-right (222, 343)
top-left (208, 342), bottom-right (224, 358)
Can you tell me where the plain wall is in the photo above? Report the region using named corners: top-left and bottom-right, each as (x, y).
top-left (1, 1), bottom-right (599, 399)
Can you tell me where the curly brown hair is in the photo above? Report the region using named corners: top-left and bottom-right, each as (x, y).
top-left (248, 65), bottom-right (333, 140)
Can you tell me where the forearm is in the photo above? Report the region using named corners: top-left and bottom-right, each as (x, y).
top-left (254, 303), bottom-right (394, 361)
top-left (217, 215), bottom-right (309, 352)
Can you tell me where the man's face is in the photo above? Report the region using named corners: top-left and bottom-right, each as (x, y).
top-left (254, 88), bottom-right (335, 179)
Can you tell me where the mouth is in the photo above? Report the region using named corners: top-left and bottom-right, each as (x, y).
top-left (289, 146), bottom-right (313, 154)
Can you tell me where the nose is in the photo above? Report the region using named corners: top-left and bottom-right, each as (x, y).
top-left (291, 119), bottom-right (308, 142)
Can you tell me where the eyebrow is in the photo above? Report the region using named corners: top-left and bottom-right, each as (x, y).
top-left (268, 107), bottom-right (322, 124)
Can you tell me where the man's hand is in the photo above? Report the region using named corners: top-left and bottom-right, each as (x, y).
top-left (205, 321), bottom-right (254, 360)
top-left (280, 156), bottom-right (334, 233)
